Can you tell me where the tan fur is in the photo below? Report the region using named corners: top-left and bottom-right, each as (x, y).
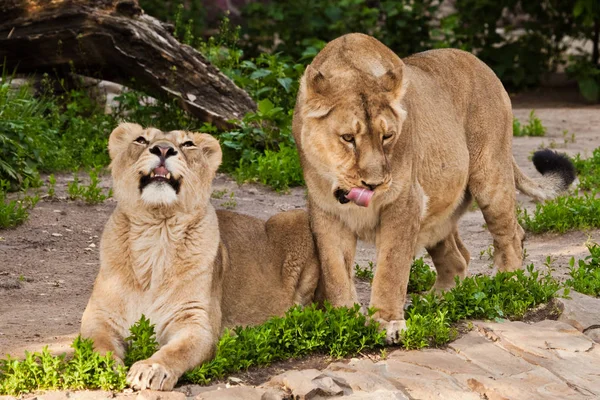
top-left (81, 123), bottom-right (319, 390)
top-left (219, 209), bottom-right (320, 328)
top-left (292, 33), bottom-right (569, 343)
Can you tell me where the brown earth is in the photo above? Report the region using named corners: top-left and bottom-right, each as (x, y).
top-left (1, 98), bottom-right (600, 359)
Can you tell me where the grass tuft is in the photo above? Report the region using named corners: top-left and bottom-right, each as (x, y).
top-left (573, 147), bottom-right (600, 191)
top-left (566, 243), bottom-right (600, 297)
top-left (513, 110), bottom-right (546, 137)
top-left (518, 191), bottom-right (600, 233)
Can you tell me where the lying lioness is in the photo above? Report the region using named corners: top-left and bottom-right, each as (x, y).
top-left (292, 33), bottom-right (576, 343)
top-left (81, 123), bottom-right (319, 390)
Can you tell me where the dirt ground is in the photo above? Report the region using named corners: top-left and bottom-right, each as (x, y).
top-left (1, 93), bottom-right (600, 359)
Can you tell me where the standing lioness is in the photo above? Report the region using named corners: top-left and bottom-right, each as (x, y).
top-left (81, 123), bottom-right (319, 391)
top-left (292, 33), bottom-right (575, 343)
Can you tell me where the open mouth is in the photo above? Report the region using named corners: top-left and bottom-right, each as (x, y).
top-left (139, 165), bottom-right (181, 193)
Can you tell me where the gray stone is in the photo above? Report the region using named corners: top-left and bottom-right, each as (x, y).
top-left (585, 327), bottom-right (600, 343)
top-left (558, 291), bottom-right (600, 331)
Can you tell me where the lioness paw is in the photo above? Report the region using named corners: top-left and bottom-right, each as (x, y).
top-left (376, 318), bottom-right (407, 345)
top-left (127, 360), bottom-right (178, 391)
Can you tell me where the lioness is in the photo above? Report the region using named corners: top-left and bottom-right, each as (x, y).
top-left (292, 33), bottom-right (575, 343)
top-left (81, 123), bottom-right (319, 391)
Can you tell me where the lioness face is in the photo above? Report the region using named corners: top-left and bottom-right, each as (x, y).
top-left (299, 66), bottom-right (407, 205)
top-left (108, 123), bottom-right (222, 212)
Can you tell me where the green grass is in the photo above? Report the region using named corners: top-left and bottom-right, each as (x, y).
top-left (0, 337), bottom-right (127, 395)
top-left (67, 170), bottom-right (113, 205)
top-left (184, 303), bottom-right (384, 384)
top-left (573, 147), bottom-right (600, 190)
top-left (407, 258), bottom-right (437, 293)
top-left (518, 190), bottom-right (600, 233)
top-left (124, 315), bottom-right (159, 367)
top-left (354, 262), bottom-right (375, 282)
top-left (354, 258), bottom-right (436, 293)
top-left (566, 243), bottom-right (600, 297)
top-left (513, 110), bottom-right (546, 137)
top-left (0, 180), bottom-right (39, 228)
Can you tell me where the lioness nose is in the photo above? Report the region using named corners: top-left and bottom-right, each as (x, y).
top-left (150, 144), bottom-right (178, 159)
top-left (361, 180), bottom-right (383, 191)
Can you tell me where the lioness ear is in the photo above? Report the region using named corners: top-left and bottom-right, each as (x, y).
top-left (108, 123), bottom-right (143, 160)
top-left (379, 65), bottom-right (408, 99)
top-left (193, 133), bottom-right (222, 173)
top-left (302, 65), bottom-right (332, 118)
top-left (304, 64), bottom-right (329, 96)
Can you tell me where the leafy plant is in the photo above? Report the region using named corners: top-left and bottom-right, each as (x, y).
top-left (566, 243), bottom-right (600, 297)
top-left (354, 262), bottom-right (375, 282)
top-left (220, 192), bottom-right (238, 209)
top-left (404, 264), bottom-right (561, 349)
top-left (124, 315), bottom-right (159, 367)
top-left (407, 258), bottom-right (437, 293)
top-left (0, 180), bottom-right (39, 228)
top-left (46, 174), bottom-right (56, 198)
top-left (67, 170), bottom-right (112, 204)
top-left (0, 337), bottom-right (126, 395)
top-left (573, 147), bottom-right (600, 190)
top-left (513, 111), bottom-right (546, 137)
top-left (518, 190), bottom-right (600, 233)
top-left (183, 303), bottom-right (385, 385)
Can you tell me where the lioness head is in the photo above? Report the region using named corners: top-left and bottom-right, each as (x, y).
top-left (297, 34), bottom-right (408, 206)
top-left (108, 123), bottom-right (222, 212)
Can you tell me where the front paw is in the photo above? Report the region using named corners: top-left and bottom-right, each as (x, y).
top-left (375, 318), bottom-right (407, 345)
top-left (126, 360), bottom-right (178, 391)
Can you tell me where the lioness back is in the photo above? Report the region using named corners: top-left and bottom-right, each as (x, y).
top-left (218, 209), bottom-right (320, 328)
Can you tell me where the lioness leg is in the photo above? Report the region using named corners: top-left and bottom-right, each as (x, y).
top-left (309, 201), bottom-right (358, 307)
top-left (427, 228), bottom-right (469, 291)
top-left (370, 187), bottom-right (422, 344)
top-left (468, 170), bottom-right (523, 272)
top-left (127, 313), bottom-right (219, 391)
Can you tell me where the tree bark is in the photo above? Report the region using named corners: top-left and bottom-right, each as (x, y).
top-left (0, 0), bottom-right (256, 129)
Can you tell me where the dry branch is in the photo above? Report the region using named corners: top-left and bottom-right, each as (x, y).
top-left (0, 0), bottom-right (256, 128)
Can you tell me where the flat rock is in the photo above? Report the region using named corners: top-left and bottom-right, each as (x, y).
top-left (558, 291), bottom-right (600, 331)
top-left (136, 390), bottom-right (186, 400)
top-left (585, 327), bottom-right (600, 343)
top-left (33, 391), bottom-right (117, 400)
top-left (475, 320), bottom-right (600, 397)
top-left (264, 369), bottom-right (346, 399)
top-left (193, 386), bottom-right (266, 399)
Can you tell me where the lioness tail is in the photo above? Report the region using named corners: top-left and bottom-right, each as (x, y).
top-left (513, 149), bottom-right (576, 202)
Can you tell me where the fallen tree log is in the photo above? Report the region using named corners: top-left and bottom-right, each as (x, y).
top-left (0, 0), bottom-right (256, 129)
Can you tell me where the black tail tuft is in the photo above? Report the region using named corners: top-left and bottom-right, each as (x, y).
top-left (532, 149), bottom-right (576, 189)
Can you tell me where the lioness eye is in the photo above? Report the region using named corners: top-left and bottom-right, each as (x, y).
top-left (134, 136), bottom-right (148, 145)
top-left (181, 141), bottom-right (195, 148)
top-left (383, 132), bottom-right (394, 141)
top-left (341, 134), bottom-right (355, 143)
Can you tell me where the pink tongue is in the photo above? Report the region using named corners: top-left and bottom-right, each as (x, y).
top-left (345, 188), bottom-right (374, 207)
top-left (154, 166), bottom-right (168, 176)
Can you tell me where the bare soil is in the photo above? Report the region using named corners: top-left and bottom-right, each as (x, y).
top-left (1, 101), bottom-right (600, 359)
